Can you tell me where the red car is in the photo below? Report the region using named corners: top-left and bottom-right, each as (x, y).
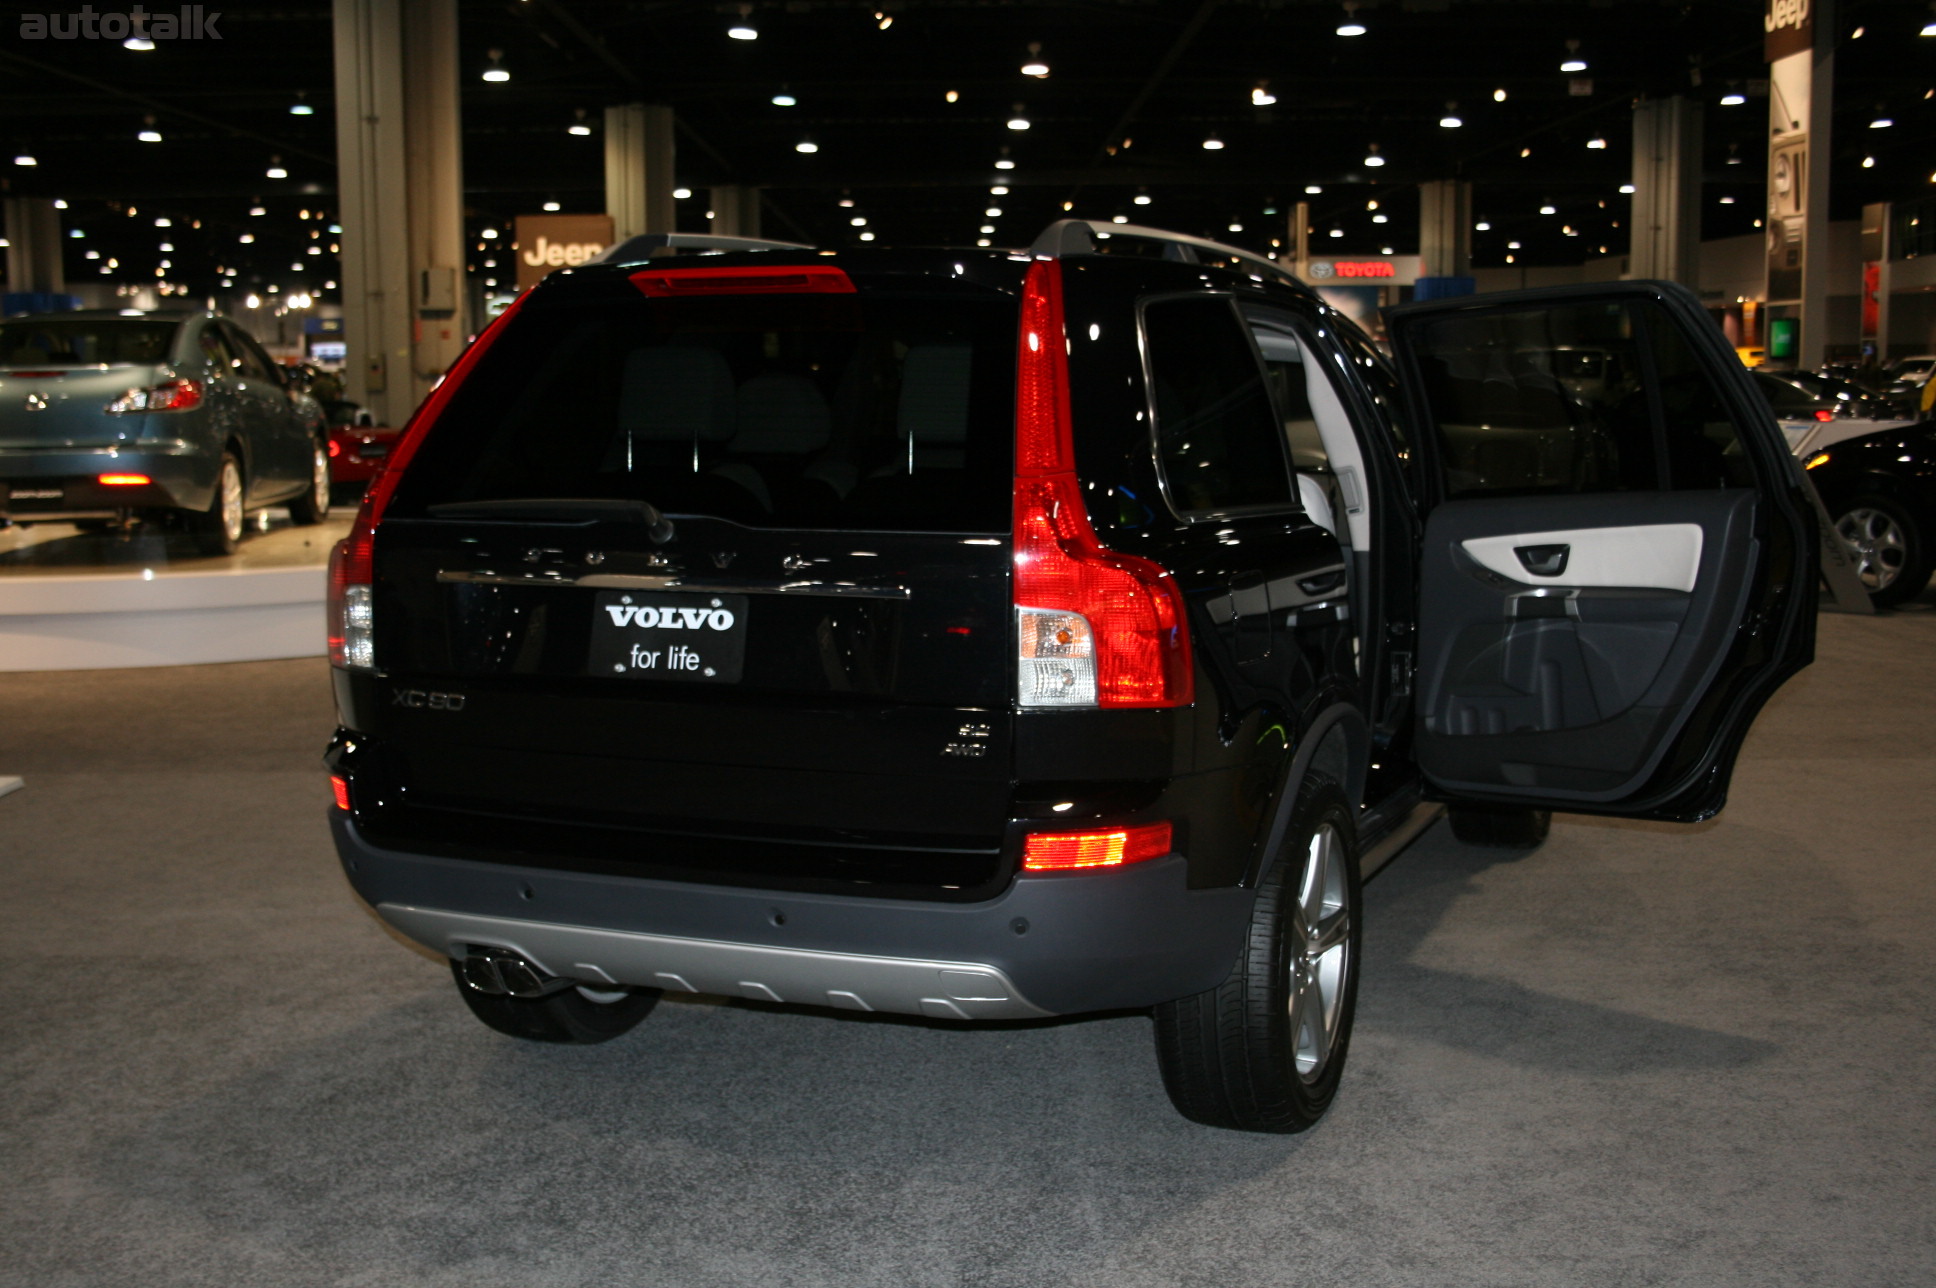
top-left (325, 410), bottom-right (399, 492)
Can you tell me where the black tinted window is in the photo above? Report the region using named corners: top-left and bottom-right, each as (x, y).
top-left (1405, 297), bottom-right (1751, 498)
top-left (1145, 298), bottom-right (1294, 515)
top-left (393, 282), bottom-right (1017, 532)
top-left (0, 319), bottom-right (174, 366)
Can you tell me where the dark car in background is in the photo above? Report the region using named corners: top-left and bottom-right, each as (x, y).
top-left (0, 309), bottom-right (331, 552)
top-left (1804, 419), bottom-right (1936, 607)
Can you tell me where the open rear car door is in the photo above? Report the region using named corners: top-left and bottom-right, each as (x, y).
top-left (1386, 282), bottom-right (1817, 822)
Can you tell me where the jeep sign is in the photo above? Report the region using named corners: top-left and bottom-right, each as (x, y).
top-left (514, 213), bottom-right (615, 289)
top-left (1765, 0), bottom-right (1812, 61)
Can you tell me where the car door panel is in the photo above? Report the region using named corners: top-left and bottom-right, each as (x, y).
top-left (1418, 489), bottom-right (1755, 800)
top-left (1388, 281), bottom-right (1816, 820)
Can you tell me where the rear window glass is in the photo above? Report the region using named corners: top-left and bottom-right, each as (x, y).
top-left (0, 319), bottom-right (175, 367)
top-left (1144, 297), bottom-right (1295, 515)
top-left (393, 282), bottom-right (1018, 533)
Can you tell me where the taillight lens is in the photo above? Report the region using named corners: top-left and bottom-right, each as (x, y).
top-left (329, 774), bottom-right (351, 812)
top-left (324, 287), bottom-right (533, 671)
top-left (97, 473), bottom-right (152, 486)
top-left (1813, 408), bottom-right (1835, 422)
top-left (1022, 821), bottom-right (1173, 871)
top-left (1011, 259), bottom-right (1192, 709)
top-left (104, 378), bottom-right (203, 414)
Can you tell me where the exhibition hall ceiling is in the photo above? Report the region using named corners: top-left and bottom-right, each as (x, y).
top-left (1, 0), bottom-right (1931, 296)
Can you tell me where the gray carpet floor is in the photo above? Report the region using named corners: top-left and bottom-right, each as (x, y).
top-left (2, 596), bottom-right (1933, 1287)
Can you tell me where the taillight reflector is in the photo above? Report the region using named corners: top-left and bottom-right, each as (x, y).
top-left (629, 265), bottom-right (856, 297)
top-left (326, 289), bottom-right (532, 670)
top-left (329, 774), bottom-right (351, 812)
top-left (97, 473), bottom-right (152, 486)
top-left (1813, 409), bottom-right (1835, 422)
top-left (1011, 259), bottom-right (1192, 709)
top-left (1022, 822), bottom-right (1173, 871)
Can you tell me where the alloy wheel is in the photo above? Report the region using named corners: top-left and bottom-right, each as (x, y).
top-left (1837, 507), bottom-right (1906, 591)
top-left (1288, 821), bottom-right (1351, 1080)
top-left (311, 445), bottom-right (330, 514)
top-left (220, 460), bottom-right (244, 545)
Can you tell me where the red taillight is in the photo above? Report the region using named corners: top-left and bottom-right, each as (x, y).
top-left (97, 473), bottom-right (152, 486)
top-left (326, 288), bottom-right (532, 670)
top-left (326, 438), bottom-right (342, 458)
top-left (1011, 259), bottom-right (1192, 709)
top-left (104, 378), bottom-right (203, 414)
top-left (329, 774), bottom-right (351, 812)
top-left (629, 265), bottom-right (856, 297)
top-left (1813, 409), bottom-right (1835, 422)
top-left (1022, 821), bottom-right (1173, 872)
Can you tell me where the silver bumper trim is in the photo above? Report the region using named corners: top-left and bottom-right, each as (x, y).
top-left (377, 903), bottom-right (1054, 1021)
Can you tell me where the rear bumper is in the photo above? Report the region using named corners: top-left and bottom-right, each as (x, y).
top-left (0, 445), bottom-right (207, 515)
top-left (331, 811), bottom-right (1253, 1019)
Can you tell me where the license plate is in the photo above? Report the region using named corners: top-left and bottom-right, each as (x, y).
top-left (589, 590), bottom-right (748, 683)
top-left (9, 487), bottom-right (62, 501)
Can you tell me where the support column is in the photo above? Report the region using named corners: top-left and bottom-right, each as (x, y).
top-left (1764, 0), bottom-right (1834, 367)
top-left (1629, 96), bottom-right (1703, 287)
top-left (605, 104), bottom-right (676, 241)
top-left (2, 197), bottom-right (65, 301)
top-left (332, 0), bottom-right (466, 426)
top-left (1862, 201), bottom-right (1892, 360)
top-left (1285, 201), bottom-right (1310, 279)
top-left (1417, 180), bottom-right (1471, 278)
top-left (710, 185), bottom-right (762, 239)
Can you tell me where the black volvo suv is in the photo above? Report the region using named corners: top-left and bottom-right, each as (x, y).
top-left (325, 222), bottom-right (1816, 1132)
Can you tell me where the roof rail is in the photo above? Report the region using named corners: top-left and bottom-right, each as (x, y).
top-left (594, 232), bottom-right (813, 265)
top-left (1028, 219), bottom-right (1302, 289)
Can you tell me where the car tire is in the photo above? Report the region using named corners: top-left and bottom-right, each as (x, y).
top-left (1834, 494), bottom-right (1930, 609)
top-left (1446, 803), bottom-right (1552, 849)
top-left (1153, 773), bottom-right (1361, 1133)
top-left (448, 959), bottom-right (661, 1044)
top-left (192, 452), bottom-right (245, 556)
top-left (287, 436), bottom-right (331, 526)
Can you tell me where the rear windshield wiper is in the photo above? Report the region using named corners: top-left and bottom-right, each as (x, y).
top-left (426, 497), bottom-right (674, 544)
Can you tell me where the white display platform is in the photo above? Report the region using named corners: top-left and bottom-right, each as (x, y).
top-left (0, 565), bottom-right (326, 671)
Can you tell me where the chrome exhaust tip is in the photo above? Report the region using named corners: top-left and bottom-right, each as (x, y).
top-left (457, 946), bottom-right (575, 999)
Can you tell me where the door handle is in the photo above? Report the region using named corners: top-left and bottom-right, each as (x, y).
top-left (1515, 543), bottom-right (1570, 577)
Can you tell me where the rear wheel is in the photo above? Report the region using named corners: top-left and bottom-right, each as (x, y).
top-left (448, 959), bottom-right (660, 1044)
top-left (1835, 494), bottom-right (1930, 608)
top-left (1447, 803), bottom-right (1552, 849)
top-left (1153, 774), bottom-right (1360, 1133)
top-left (192, 453), bottom-right (245, 556)
top-left (288, 436), bottom-right (331, 525)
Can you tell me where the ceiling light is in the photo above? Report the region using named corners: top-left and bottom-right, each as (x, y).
top-left (990, 185), bottom-right (1009, 195)
top-left (1372, 214), bottom-right (1388, 224)
top-left (1329, 228), bottom-right (1344, 238)
top-left (850, 216), bottom-right (867, 226)
top-left (875, 11), bottom-right (892, 30)
top-left (980, 225), bottom-right (996, 234)
top-left (985, 207), bottom-right (1003, 217)
top-left (1252, 83), bottom-right (1277, 106)
top-left (728, 8), bottom-right (758, 40)
top-left (976, 238), bottom-right (991, 247)
top-left (250, 205), bottom-right (266, 216)
top-left (1112, 215), bottom-right (1129, 224)
top-left (1134, 193), bottom-right (1152, 205)
top-left (138, 128), bottom-right (163, 143)
top-left (482, 49), bottom-right (510, 81)
top-left (239, 234), bottom-right (255, 244)
top-left (1336, 4), bottom-right (1366, 37)
top-left (1851, 25), bottom-right (1864, 38)
top-left (1561, 59), bottom-right (1587, 72)
top-left (1007, 105), bottom-right (1031, 131)
top-left (159, 241), bottom-right (173, 251)
top-left (773, 91), bottom-right (798, 106)
top-left (1228, 223), bottom-right (1244, 232)
top-left (85, 249), bottom-right (99, 259)
top-left (674, 187), bottom-right (693, 199)
top-left (69, 228), bottom-right (84, 239)
top-left (1587, 137), bottom-right (1607, 149)
top-left (1719, 196), bottom-right (1736, 204)
top-left (1440, 113), bottom-right (1462, 128)
top-left (943, 90), bottom-right (958, 104)
top-left (1493, 88), bottom-right (1507, 102)
top-left (1539, 204), bottom-right (1556, 214)
top-left (1520, 148), bottom-right (1532, 158)
top-left (796, 138), bottom-right (819, 153)
top-left (1363, 143), bottom-right (1384, 167)
top-left (1475, 221), bottom-right (1491, 231)
top-left (1507, 240), bottom-right (1521, 248)
top-left (1862, 155), bottom-right (1875, 168)
top-left (543, 201), bottom-right (561, 211)
top-left (1381, 247), bottom-right (1394, 255)
top-left (858, 231), bottom-right (876, 241)
top-left (1021, 43), bottom-right (1049, 77)
top-left (567, 123), bottom-right (593, 136)
top-left (1870, 116), bottom-right (1894, 128)
top-left (995, 157), bottom-right (1015, 170)
top-left (52, 199), bottom-right (66, 209)
top-left (290, 102), bottom-right (314, 116)
top-left (1720, 93), bottom-right (1746, 106)
top-left (1202, 134), bottom-right (1224, 150)
top-left (266, 159), bottom-right (288, 178)
top-left (155, 217), bottom-right (171, 227)
top-left (1619, 183), bottom-right (1636, 193)
top-left (124, 35), bottom-right (155, 50)
top-left (1304, 184), bottom-right (1322, 194)
top-left (14, 154), bottom-right (36, 166)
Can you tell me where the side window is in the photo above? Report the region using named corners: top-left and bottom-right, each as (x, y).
top-left (221, 324), bottom-right (277, 382)
top-left (1144, 297), bottom-right (1295, 516)
top-left (1402, 297), bottom-right (1751, 498)
top-left (197, 325), bottom-right (238, 376)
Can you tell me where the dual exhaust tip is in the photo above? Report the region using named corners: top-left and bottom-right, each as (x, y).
top-left (457, 946), bottom-right (578, 1000)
